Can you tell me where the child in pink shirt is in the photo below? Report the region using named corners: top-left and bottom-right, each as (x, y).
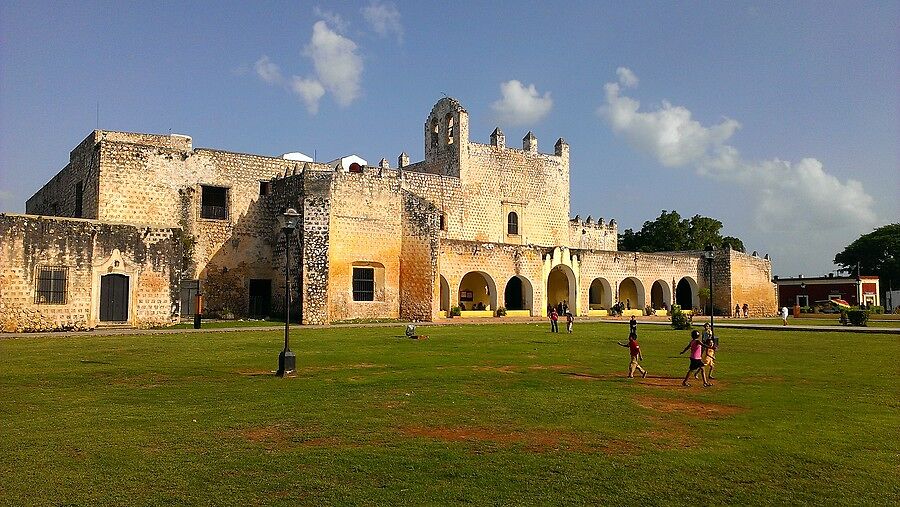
top-left (680, 329), bottom-right (712, 387)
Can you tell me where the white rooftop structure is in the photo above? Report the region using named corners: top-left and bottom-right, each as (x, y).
top-left (281, 152), bottom-right (314, 162)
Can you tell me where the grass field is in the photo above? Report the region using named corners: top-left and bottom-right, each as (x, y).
top-left (2, 323), bottom-right (898, 505)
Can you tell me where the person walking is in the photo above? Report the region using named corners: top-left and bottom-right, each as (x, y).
top-left (565, 311), bottom-right (574, 333)
top-left (780, 306), bottom-right (789, 326)
top-left (695, 323), bottom-right (718, 380)
top-left (549, 308), bottom-right (559, 333)
top-left (681, 329), bottom-right (712, 387)
top-left (618, 331), bottom-right (647, 378)
top-left (629, 315), bottom-right (637, 335)
top-left (743, 303), bottom-right (749, 318)
top-left (734, 304), bottom-right (741, 318)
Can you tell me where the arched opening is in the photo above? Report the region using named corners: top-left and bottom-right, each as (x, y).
top-left (650, 280), bottom-right (671, 310)
top-left (503, 275), bottom-right (533, 312)
top-left (430, 118), bottom-right (439, 148)
top-left (439, 275), bottom-right (450, 312)
top-left (617, 277), bottom-right (645, 311)
top-left (458, 271), bottom-right (497, 311)
top-left (445, 113), bottom-right (455, 145)
top-left (507, 212), bottom-right (519, 235)
top-left (589, 277), bottom-right (612, 309)
top-left (676, 277), bottom-right (698, 309)
top-left (547, 264), bottom-right (576, 315)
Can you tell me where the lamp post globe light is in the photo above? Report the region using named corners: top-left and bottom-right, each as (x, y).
top-left (276, 208), bottom-right (300, 377)
top-left (704, 244), bottom-right (715, 337)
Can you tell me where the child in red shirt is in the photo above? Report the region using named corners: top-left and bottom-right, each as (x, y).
top-left (617, 332), bottom-right (647, 378)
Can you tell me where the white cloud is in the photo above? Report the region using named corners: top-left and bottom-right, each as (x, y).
top-left (313, 7), bottom-right (349, 34)
top-left (491, 80), bottom-right (553, 126)
top-left (362, 1), bottom-right (403, 41)
top-left (254, 56), bottom-right (284, 85)
top-left (305, 20), bottom-right (363, 107)
top-left (599, 68), bottom-right (879, 266)
top-left (252, 18), bottom-right (364, 114)
top-left (291, 77), bottom-right (326, 114)
top-left (616, 66), bottom-right (639, 88)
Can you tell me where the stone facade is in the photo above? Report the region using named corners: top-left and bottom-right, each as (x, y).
top-left (2, 96), bottom-right (776, 331)
top-left (0, 214), bottom-right (181, 332)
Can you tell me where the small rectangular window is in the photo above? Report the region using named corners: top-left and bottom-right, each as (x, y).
top-left (352, 267), bottom-right (375, 301)
top-left (74, 181), bottom-right (84, 218)
top-left (201, 185), bottom-right (228, 220)
top-left (439, 213), bottom-right (446, 231)
top-left (35, 267), bottom-right (67, 304)
top-left (259, 181), bottom-right (271, 196)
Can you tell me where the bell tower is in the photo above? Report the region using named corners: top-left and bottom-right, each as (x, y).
top-left (424, 97), bottom-right (468, 176)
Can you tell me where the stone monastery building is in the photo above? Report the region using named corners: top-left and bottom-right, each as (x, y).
top-left (0, 98), bottom-right (776, 331)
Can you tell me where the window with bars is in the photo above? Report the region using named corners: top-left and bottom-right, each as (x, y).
top-left (352, 267), bottom-right (375, 301)
top-left (201, 185), bottom-right (228, 220)
top-left (35, 267), bottom-right (67, 304)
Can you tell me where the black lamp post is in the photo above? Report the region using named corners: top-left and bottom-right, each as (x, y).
top-left (276, 208), bottom-right (300, 377)
top-left (704, 244), bottom-right (715, 336)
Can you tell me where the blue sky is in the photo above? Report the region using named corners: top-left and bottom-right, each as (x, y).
top-left (1, 1), bottom-right (897, 276)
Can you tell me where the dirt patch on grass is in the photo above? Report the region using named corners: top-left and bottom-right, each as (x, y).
top-left (400, 425), bottom-right (633, 454)
top-left (633, 395), bottom-right (743, 419)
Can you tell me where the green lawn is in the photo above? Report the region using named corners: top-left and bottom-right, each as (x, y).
top-left (2, 323), bottom-right (898, 505)
top-left (732, 317), bottom-right (900, 328)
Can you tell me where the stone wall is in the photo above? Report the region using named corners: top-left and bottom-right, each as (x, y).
top-left (726, 250), bottom-right (777, 316)
top-left (26, 132), bottom-right (100, 219)
top-left (0, 214), bottom-right (181, 332)
top-left (326, 167), bottom-right (403, 322)
top-left (568, 217), bottom-right (617, 251)
top-left (400, 190), bottom-right (439, 321)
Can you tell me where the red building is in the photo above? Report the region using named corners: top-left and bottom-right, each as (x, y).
top-left (774, 274), bottom-right (880, 309)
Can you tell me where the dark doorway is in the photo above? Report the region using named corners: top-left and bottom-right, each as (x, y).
top-left (505, 277), bottom-right (524, 310)
top-left (100, 274), bottom-right (129, 322)
top-left (676, 278), bottom-right (694, 309)
top-left (179, 279), bottom-right (200, 316)
top-left (249, 279), bottom-right (272, 317)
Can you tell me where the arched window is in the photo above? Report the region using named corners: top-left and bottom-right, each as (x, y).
top-left (507, 212), bottom-right (519, 235)
top-left (431, 118), bottom-right (439, 148)
top-left (446, 114), bottom-right (454, 145)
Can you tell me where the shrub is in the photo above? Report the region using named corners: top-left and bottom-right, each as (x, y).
top-left (449, 306), bottom-right (461, 317)
top-left (847, 309), bottom-right (870, 327)
top-left (800, 306), bottom-right (813, 314)
top-left (496, 306), bottom-right (507, 317)
top-left (670, 305), bottom-right (691, 330)
top-left (871, 306), bottom-right (884, 314)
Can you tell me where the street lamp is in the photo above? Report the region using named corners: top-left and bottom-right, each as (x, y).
top-left (276, 208), bottom-right (300, 377)
top-left (704, 244), bottom-right (716, 337)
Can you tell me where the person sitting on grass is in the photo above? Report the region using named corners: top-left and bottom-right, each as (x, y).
top-left (618, 331), bottom-right (647, 378)
top-left (681, 329), bottom-right (712, 387)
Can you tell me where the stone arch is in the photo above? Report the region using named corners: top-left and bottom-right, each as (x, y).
top-left (650, 279), bottom-right (672, 310)
top-left (458, 271), bottom-right (497, 311)
top-left (445, 113), bottom-right (455, 144)
top-left (439, 275), bottom-right (450, 312)
top-left (589, 277), bottom-right (612, 309)
top-left (503, 275), bottom-right (533, 312)
top-left (676, 276), bottom-right (699, 309)
top-left (547, 264), bottom-right (576, 315)
top-left (430, 118), bottom-right (439, 148)
top-left (617, 277), bottom-right (645, 311)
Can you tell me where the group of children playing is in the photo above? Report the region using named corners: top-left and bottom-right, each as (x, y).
top-left (617, 319), bottom-right (718, 387)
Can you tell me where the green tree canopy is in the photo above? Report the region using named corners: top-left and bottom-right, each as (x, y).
top-left (834, 223), bottom-right (900, 295)
top-left (618, 210), bottom-right (745, 253)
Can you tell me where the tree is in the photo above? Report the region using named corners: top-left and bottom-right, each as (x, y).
top-left (834, 224), bottom-right (900, 300)
top-left (617, 210), bottom-right (746, 253)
